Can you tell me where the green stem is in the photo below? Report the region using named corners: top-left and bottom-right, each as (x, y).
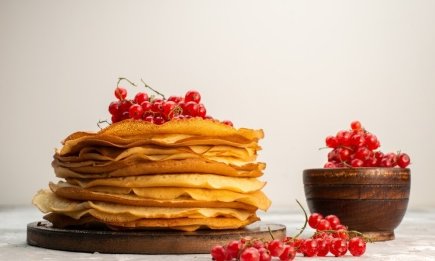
top-left (313, 229), bottom-right (373, 243)
top-left (293, 199), bottom-right (308, 239)
top-left (117, 77), bottom-right (137, 87)
top-left (140, 79), bottom-right (165, 99)
top-left (97, 119), bottom-right (111, 129)
top-left (268, 226), bottom-right (275, 240)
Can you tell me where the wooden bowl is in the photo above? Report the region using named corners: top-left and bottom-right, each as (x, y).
top-left (303, 168), bottom-right (410, 241)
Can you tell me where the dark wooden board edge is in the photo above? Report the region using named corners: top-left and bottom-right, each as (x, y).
top-left (27, 221), bottom-right (286, 254)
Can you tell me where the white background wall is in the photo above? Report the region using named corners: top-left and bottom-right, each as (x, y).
top-left (1, 0), bottom-right (434, 211)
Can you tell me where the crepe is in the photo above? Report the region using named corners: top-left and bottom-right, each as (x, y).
top-left (34, 190), bottom-right (256, 223)
top-left (53, 158), bottom-right (265, 178)
top-left (44, 213), bottom-right (259, 231)
top-left (60, 119), bottom-right (264, 156)
top-left (49, 182), bottom-right (258, 211)
top-left (50, 181), bottom-right (271, 210)
top-left (66, 174), bottom-right (266, 193)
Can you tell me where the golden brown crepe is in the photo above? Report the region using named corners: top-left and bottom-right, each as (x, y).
top-left (53, 158), bottom-right (265, 178)
top-left (65, 174), bottom-right (266, 193)
top-left (49, 182), bottom-right (259, 211)
top-left (43, 213), bottom-right (259, 231)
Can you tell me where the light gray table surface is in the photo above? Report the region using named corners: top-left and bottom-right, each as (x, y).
top-left (1, 206), bottom-right (434, 261)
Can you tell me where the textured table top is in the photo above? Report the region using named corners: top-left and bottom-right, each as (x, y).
top-left (1, 206), bottom-right (435, 261)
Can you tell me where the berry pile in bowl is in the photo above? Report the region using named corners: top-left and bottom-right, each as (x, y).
top-left (324, 121), bottom-right (410, 168)
top-left (303, 121), bottom-right (411, 241)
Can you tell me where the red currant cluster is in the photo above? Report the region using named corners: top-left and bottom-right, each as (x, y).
top-left (305, 213), bottom-right (367, 257)
top-left (324, 121), bottom-right (411, 168)
top-left (107, 78), bottom-right (233, 126)
top-left (210, 213), bottom-right (367, 261)
top-left (210, 237), bottom-right (296, 261)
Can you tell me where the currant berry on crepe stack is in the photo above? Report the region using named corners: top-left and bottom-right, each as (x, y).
top-left (324, 121), bottom-right (411, 168)
top-left (107, 79), bottom-right (233, 126)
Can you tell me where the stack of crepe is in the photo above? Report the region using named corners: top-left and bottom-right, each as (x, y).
top-left (33, 118), bottom-right (271, 231)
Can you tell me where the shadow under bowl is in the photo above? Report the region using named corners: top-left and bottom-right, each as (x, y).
top-left (303, 167), bottom-right (410, 241)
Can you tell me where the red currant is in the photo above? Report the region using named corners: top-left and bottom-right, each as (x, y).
top-left (375, 151), bottom-right (384, 160)
top-left (128, 104), bottom-right (143, 119)
top-left (279, 245), bottom-right (295, 261)
top-left (133, 92), bottom-right (148, 104)
top-left (197, 103), bottom-right (207, 118)
top-left (325, 215), bottom-right (341, 230)
top-left (327, 149), bottom-right (338, 162)
top-left (325, 136), bottom-right (339, 148)
top-left (162, 101), bottom-right (177, 119)
top-left (397, 153), bottom-right (411, 168)
top-left (324, 162), bottom-right (336, 168)
top-left (338, 147), bottom-right (351, 161)
top-left (365, 133), bottom-right (379, 150)
top-left (383, 153), bottom-right (398, 167)
top-left (108, 101), bottom-right (120, 115)
top-left (151, 100), bottom-right (163, 113)
top-left (258, 247), bottom-right (271, 261)
top-left (223, 120), bottom-right (233, 127)
top-left (351, 133), bottom-right (366, 147)
top-left (351, 158), bottom-right (364, 167)
top-left (185, 90), bottom-right (201, 103)
top-left (348, 237), bottom-right (366, 256)
top-left (336, 130), bottom-right (352, 146)
top-left (268, 239), bottom-right (284, 257)
top-left (240, 247), bottom-right (260, 261)
top-left (153, 116), bottom-right (165, 125)
top-left (226, 240), bottom-right (241, 259)
top-left (380, 157), bottom-right (393, 167)
top-left (365, 156), bottom-right (378, 167)
top-left (140, 101), bottom-right (152, 112)
top-left (315, 238), bottom-right (329, 257)
top-left (184, 101), bottom-right (199, 116)
top-left (167, 95), bottom-right (183, 103)
top-left (333, 228), bottom-right (349, 240)
top-left (252, 240), bottom-right (264, 249)
top-left (210, 245), bottom-right (226, 261)
top-left (119, 100), bottom-right (133, 114)
top-left (302, 238), bottom-right (318, 257)
top-left (292, 238), bottom-right (304, 253)
top-left (355, 147), bottom-right (371, 161)
top-left (330, 238), bottom-right (348, 257)
top-left (114, 87), bottom-right (127, 100)
top-left (350, 120), bottom-right (362, 131)
top-left (111, 114), bottom-right (121, 123)
top-left (308, 213), bottom-right (323, 229)
top-left (316, 219), bottom-right (331, 231)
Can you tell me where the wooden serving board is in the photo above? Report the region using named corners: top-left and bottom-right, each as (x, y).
top-left (27, 221), bottom-right (286, 254)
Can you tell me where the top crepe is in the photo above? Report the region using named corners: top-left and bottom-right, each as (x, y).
top-left (60, 118), bottom-right (264, 156)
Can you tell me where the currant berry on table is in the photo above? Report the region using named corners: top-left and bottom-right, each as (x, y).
top-left (209, 211), bottom-right (369, 260)
top-left (323, 120), bottom-right (411, 168)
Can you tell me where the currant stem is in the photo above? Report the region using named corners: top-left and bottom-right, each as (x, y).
top-left (117, 77), bottom-right (137, 87)
top-left (140, 79), bottom-right (166, 99)
top-left (97, 119), bottom-right (111, 129)
top-left (267, 226), bottom-right (275, 240)
top-left (313, 229), bottom-right (373, 243)
top-left (293, 199), bottom-right (308, 239)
